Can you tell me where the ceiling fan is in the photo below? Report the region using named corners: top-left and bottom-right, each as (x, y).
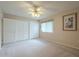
top-left (25, 1), bottom-right (44, 17)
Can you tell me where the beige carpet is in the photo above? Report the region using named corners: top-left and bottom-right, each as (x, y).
top-left (0, 39), bottom-right (78, 57)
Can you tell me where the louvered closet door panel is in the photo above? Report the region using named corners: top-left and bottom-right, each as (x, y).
top-left (15, 20), bottom-right (29, 41)
top-left (3, 18), bottom-right (29, 44)
top-left (3, 18), bottom-right (16, 44)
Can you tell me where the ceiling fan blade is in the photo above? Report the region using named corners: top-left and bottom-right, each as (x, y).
top-left (25, 1), bottom-right (42, 7)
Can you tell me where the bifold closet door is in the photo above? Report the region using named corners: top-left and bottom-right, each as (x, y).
top-left (3, 18), bottom-right (29, 44)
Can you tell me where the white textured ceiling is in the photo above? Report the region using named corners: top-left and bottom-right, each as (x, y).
top-left (0, 1), bottom-right (79, 20)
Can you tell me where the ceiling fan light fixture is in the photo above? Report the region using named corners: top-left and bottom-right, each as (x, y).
top-left (29, 6), bottom-right (43, 18)
top-left (32, 12), bottom-right (40, 17)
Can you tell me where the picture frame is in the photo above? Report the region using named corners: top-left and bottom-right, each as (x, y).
top-left (63, 13), bottom-right (77, 31)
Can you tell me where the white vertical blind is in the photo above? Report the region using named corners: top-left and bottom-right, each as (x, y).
top-left (41, 23), bottom-right (46, 32)
top-left (30, 21), bottom-right (39, 39)
top-left (41, 21), bottom-right (53, 32)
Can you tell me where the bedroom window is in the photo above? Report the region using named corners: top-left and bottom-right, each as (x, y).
top-left (41, 21), bottom-right (53, 32)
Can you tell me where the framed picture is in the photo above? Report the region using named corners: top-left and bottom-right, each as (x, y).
top-left (63, 13), bottom-right (77, 31)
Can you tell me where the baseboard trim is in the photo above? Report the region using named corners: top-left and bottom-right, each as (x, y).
top-left (2, 39), bottom-right (29, 47)
top-left (52, 41), bottom-right (79, 50)
top-left (39, 38), bottom-right (79, 50)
